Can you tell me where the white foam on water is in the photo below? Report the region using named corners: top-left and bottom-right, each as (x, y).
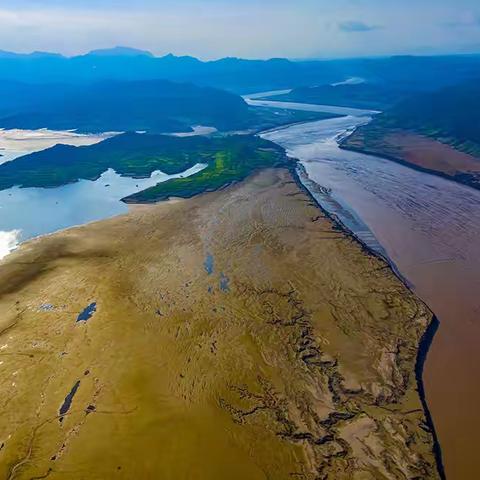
top-left (0, 229), bottom-right (21, 260)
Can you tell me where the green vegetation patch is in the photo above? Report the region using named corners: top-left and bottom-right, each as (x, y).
top-left (122, 136), bottom-right (289, 203)
top-left (0, 132), bottom-right (290, 202)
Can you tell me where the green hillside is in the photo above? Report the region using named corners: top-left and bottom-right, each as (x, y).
top-left (0, 80), bottom-right (251, 133)
top-left (370, 80), bottom-right (480, 156)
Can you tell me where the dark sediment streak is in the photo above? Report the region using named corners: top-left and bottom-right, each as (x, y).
top-left (416, 316), bottom-right (446, 479)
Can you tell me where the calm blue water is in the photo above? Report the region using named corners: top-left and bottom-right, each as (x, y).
top-left (0, 164), bottom-right (206, 258)
top-left (59, 380), bottom-right (81, 420)
top-left (204, 253), bottom-right (214, 275)
top-left (77, 302), bottom-right (97, 323)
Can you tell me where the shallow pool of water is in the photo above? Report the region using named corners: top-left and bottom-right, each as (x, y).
top-left (0, 164), bottom-right (206, 259)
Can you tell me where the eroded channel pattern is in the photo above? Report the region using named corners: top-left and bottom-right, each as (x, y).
top-left (0, 169), bottom-right (440, 479)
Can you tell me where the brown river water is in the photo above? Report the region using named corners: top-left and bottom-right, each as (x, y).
top-left (253, 101), bottom-right (480, 479)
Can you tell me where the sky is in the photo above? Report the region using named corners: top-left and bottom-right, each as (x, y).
top-left (0, 0), bottom-right (479, 59)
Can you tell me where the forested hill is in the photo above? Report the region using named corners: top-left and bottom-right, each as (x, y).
top-left (368, 80), bottom-right (480, 156)
top-left (0, 79), bottom-right (251, 133)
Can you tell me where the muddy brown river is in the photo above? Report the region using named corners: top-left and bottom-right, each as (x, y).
top-left (256, 104), bottom-right (480, 479)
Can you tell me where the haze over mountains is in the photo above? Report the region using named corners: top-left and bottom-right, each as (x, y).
top-left (1, 45), bottom-right (480, 188)
top-left (1, 46), bottom-right (480, 93)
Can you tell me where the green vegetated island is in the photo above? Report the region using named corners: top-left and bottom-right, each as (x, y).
top-left (248, 106), bottom-right (340, 133)
top-left (341, 80), bottom-right (480, 190)
top-left (0, 132), bottom-right (291, 202)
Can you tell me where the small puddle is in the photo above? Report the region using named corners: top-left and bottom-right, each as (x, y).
top-left (220, 273), bottom-right (230, 292)
top-left (59, 380), bottom-right (80, 421)
top-left (39, 303), bottom-right (55, 311)
top-left (204, 253), bottom-right (214, 275)
top-left (76, 302), bottom-right (97, 323)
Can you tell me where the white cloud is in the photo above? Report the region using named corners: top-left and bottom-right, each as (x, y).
top-left (0, 2), bottom-right (477, 58)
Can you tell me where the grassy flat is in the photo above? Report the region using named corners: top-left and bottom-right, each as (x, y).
top-left (122, 137), bottom-right (289, 203)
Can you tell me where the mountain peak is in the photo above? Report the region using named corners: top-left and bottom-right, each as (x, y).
top-left (87, 46), bottom-right (154, 58)
top-left (160, 53), bottom-right (201, 63)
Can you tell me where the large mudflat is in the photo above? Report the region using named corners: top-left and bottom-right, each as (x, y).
top-left (0, 169), bottom-right (439, 479)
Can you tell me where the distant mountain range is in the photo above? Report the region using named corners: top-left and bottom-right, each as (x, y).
top-left (0, 47), bottom-right (479, 93)
top-left (86, 46), bottom-right (154, 57)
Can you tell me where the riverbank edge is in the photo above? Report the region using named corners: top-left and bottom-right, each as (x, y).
top-left (339, 134), bottom-right (480, 193)
top-left (290, 161), bottom-right (446, 479)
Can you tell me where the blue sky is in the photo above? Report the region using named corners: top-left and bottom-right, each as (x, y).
top-left (0, 0), bottom-right (479, 59)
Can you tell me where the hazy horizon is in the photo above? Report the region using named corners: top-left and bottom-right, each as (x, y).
top-left (0, 0), bottom-right (479, 60)
top-left (2, 44), bottom-right (480, 62)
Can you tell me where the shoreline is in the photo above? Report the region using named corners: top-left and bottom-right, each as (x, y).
top-left (340, 135), bottom-right (480, 193)
top-left (261, 109), bottom-right (480, 477)
top-left (126, 161), bottom-right (444, 479)
top-left (415, 315), bottom-right (446, 479)
top-left (292, 162), bottom-right (412, 288)
top-left (289, 158), bottom-right (446, 479)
